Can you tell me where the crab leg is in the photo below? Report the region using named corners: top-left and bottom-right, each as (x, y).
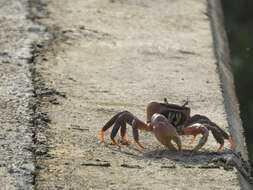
top-left (110, 119), bottom-right (124, 148)
top-left (187, 114), bottom-right (235, 150)
top-left (132, 120), bottom-right (146, 148)
top-left (151, 114), bottom-right (182, 150)
top-left (227, 137), bottom-right (235, 149)
top-left (208, 126), bottom-right (235, 150)
top-left (100, 111), bottom-right (127, 141)
top-left (180, 124), bottom-right (209, 151)
top-left (100, 111), bottom-right (151, 148)
top-left (188, 135), bottom-right (197, 144)
top-left (120, 122), bottom-right (131, 144)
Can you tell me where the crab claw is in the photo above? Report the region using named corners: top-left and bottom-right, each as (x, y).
top-left (188, 135), bottom-right (197, 144)
top-left (181, 124), bottom-right (209, 151)
top-left (192, 125), bottom-right (209, 151)
top-left (151, 114), bottom-right (182, 150)
top-left (187, 114), bottom-right (235, 151)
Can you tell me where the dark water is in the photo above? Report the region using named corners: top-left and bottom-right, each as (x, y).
top-left (221, 0), bottom-right (253, 163)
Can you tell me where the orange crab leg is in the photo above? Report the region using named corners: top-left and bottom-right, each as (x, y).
top-left (136, 141), bottom-right (145, 149)
top-left (121, 137), bottom-right (131, 144)
top-left (132, 120), bottom-right (148, 149)
top-left (216, 137), bottom-right (234, 151)
top-left (179, 126), bottom-right (203, 136)
top-left (188, 135), bottom-right (197, 144)
top-left (180, 124), bottom-right (209, 151)
top-left (227, 137), bottom-right (235, 149)
top-left (111, 138), bottom-right (121, 148)
top-left (100, 130), bottom-right (105, 141)
top-left (120, 122), bottom-right (131, 144)
top-left (100, 111), bottom-right (127, 142)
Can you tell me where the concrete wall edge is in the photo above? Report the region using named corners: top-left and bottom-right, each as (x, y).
top-left (207, 0), bottom-right (252, 189)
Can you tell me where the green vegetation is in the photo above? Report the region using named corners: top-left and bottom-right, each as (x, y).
top-left (221, 0), bottom-right (253, 162)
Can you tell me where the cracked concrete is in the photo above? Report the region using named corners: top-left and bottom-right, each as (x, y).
top-left (0, 0), bottom-right (38, 189)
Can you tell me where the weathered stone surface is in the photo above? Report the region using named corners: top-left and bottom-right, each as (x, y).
top-left (0, 0), bottom-right (249, 189)
top-left (31, 0), bottom-right (243, 189)
top-left (0, 0), bottom-right (49, 189)
top-left (0, 0), bottom-right (35, 189)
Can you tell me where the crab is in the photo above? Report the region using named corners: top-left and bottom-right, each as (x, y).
top-left (100, 99), bottom-right (235, 151)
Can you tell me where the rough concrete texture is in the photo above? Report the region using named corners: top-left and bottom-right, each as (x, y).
top-left (208, 1), bottom-right (252, 189)
top-left (0, 0), bottom-right (249, 189)
top-left (0, 0), bottom-right (47, 189)
top-left (30, 0), bottom-right (241, 189)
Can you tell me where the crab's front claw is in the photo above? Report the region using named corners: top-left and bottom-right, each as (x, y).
top-left (188, 135), bottom-right (197, 144)
top-left (151, 114), bottom-right (182, 151)
top-left (181, 124), bottom-right (209, 151)
top-left (192, 125), bottom-right (209, 151)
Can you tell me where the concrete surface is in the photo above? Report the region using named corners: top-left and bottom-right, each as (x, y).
top-left (0, 0), bottom-right (249, 189)
top-left (32, 0), bottom-right (240, 189)
top-left (208, 0), bottom-right (252, 189)
top-left (0, 0), bottom-right (47, 189)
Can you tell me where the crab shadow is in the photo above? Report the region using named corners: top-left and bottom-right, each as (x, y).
top-left (143, 149), bottom-right (233, 166)
top-left (100, 137), bottom-right (233, 166)
top-left (107, 143), bottom-right (233, 166)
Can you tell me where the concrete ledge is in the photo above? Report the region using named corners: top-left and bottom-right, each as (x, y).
top-left (208, 0), bottom-right (251, 189)
top-left (0, 0), bottom-right (249, 189)
top-left (30, 0), bottom-right (244, 189)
